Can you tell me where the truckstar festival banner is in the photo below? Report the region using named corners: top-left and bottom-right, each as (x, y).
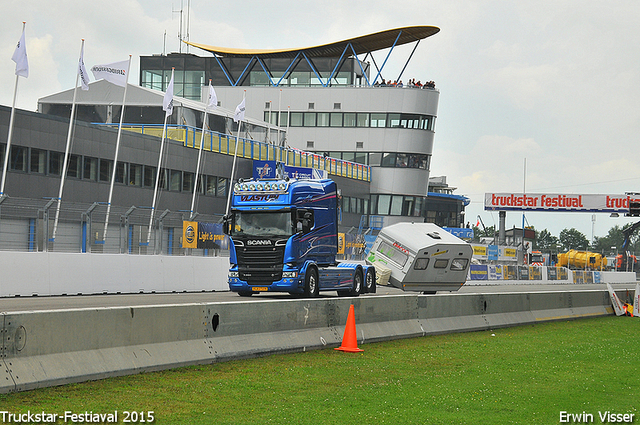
top-left (484, 193), bottom-right (640, 213)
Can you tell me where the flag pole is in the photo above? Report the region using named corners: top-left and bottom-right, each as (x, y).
top-left (102, 55), bottom-right (132, 244)
top-left (225, 91), bottom-right (246, 217)
top-left (52, 39), bottom-right (85, 242)
top-left (147, 68), bottom-right (174, 244)
top-left (190, 79), bottom-right (213, 220)
top-left (0, 75), bottom-right (20, 197)
top-left (1, 22), bottom-right (26, 197)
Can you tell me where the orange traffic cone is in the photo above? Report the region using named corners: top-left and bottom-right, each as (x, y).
top-left (335, 304), bottom-right (363, 353)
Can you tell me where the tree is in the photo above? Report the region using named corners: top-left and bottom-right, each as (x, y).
top-left (559, 228), bottom-right (589, 251)
top-left (535, 229), bottom-right (559, 252)
top-left (591, 225), bottom-right (625, 254)
top-left (472, 225), bottom-right (496, 243)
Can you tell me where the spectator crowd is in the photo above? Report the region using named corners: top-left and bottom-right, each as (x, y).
top-left (374, 78), bottom-right (436, 89)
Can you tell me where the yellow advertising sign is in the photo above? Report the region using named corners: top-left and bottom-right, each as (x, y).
top-left (473, 245), bottom-right (487, 256)
top-left (183, 221), bottom-right (198, 249)
top-left (337, 233), bottom-right (345, 254)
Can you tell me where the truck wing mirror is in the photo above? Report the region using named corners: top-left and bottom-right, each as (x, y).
top-left (222, 215), bottom-right (231, 235)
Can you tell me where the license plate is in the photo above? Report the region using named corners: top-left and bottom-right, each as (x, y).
top-left (252, 287), bottom-right (269, 291)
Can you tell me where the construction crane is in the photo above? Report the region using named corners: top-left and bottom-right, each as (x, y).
top-left (616, 220), bottom-right (640, 272)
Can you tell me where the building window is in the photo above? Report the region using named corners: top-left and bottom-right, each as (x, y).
top-left (330, 113), bottom-right (342, 127)
top-left (356, 113), bottom-right (369, 127)
top-left (216, 177), bottom-right (227, 197)
top-left (205, 175), bottom-right (216, 195)
top-left (67, 154), bottom-right (82, 178)
top-left (378, 195), bottom-right (391, 215)
top-left (115, 161), bottom-right (127, 184)
top-left (381, 153), bottom-right (396, 167)
top-left (344, 113), bottom-right (356, 127)
top-left (30, 148), bottom-right (46, 174)
top-left (84, 157), bottom-right (98, 181)
top-left (388, 113), bottom-right (401, 128)
top-left (49, 151), bottom-right (64, 176)
top-left (354, 151), bottom-right (367, 165)
top-left (99, 159), bottom-right (112, 182)
top-left (158, 169), bottom-right (168, 190)
top-left (143, 165), bottom-right (155, 188)
top-left (183, 172), bottom-right (194, 192)
top-left (333, 103), bottom-right (341, 110)
top-left (306, 141), bottom-right (315, 149)
top-left (303, 112), bottom-right (316, 126)
top-left (370, 113), bottom-right (386, 128)
top-left (308, 103), bottom-right (315, 110)
top-left (290, 112), bottom-right (303, 127)
top-left (390, 196), bottom-right (403, 215)
top-left (170, 170), bottom-right (181, 191)
top-left (317, 112), bottom-right (330, 127)
top-left (129, 164), bottom-right (143, 186)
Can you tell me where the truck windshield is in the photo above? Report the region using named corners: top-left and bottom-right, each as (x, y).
top-left (232, 211), bottom-right (293, 238)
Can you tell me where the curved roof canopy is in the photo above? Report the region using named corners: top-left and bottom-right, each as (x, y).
top-left (185, 26), bottom-right (439, 59)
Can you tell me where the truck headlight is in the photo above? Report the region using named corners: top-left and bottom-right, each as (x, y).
top-left (282, 271), bottom-right (297, 278)
top-left (229, 271), bottom-right (239, 278)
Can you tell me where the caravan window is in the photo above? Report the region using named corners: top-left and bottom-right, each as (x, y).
top-left (450, 258), bottom-right (469, 271)
top-left (377, 241), bottom-right (408, 267)
top-left (434, 258), bottom-right (449, 269)
top-left (414, 258), bottom-right (429, 270)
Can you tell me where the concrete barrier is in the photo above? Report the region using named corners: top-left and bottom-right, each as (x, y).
top-left (0, 289), bottom-right (618, 393)
top-left (1, 251), bottom-right (634, 297)
top-left (0, 252), bottom-right (229, 297)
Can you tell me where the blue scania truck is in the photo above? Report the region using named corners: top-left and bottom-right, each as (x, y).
top-left (224, 178), bottom-right (376, 297)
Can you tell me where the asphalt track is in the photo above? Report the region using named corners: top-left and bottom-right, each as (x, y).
top-left (0, 282), bottom-right (636, 313)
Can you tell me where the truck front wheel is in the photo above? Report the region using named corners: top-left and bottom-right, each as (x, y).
top-left (304, 267), bottom-right (319, 298)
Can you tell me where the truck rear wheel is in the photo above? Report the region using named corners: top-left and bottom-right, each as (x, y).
top-left (348, 269), bottom-right (363, 297)
top-left (304, 267), bottom-right (319, 298)
top-left (364, 268), bottom-right (376, 293)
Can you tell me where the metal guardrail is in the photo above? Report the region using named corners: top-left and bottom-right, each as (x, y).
top-left (0, 196), bottom-right (225, 255)
top-left (0, 196), bottom-right (378, 257)
top-left (93, 124), bottom-right (372, 182)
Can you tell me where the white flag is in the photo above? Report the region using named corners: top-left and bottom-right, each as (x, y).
top-left (163, 72), bottom-right (174, 117)
top-left (11, 26), bottom-right (28, 78)
top-left (207, 83), bottom-right (217, 109)
top-left (91, 60), bottom-right (128, 87)
top-left (78, 43), bottom-right (90, 91)
top-left (234, 98), bottom-right (246, 123)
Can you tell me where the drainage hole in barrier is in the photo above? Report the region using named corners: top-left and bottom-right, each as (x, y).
top-left (212, 313), bottom-right (220, 332)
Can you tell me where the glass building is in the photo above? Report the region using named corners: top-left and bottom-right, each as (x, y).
top-left (139, 26), bottom-right (468, 228)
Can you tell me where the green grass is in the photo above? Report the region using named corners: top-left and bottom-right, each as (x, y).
top-left (1, 316), bottom-right (639, 424)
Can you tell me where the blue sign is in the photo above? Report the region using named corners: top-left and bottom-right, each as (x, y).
top-left (487, 245), bottom-right (499, 261)
top-left (252, 160), bottom-right (327, 180)
top-left (253, 161), bottom-right (277, 179)
top-left (444, 227), bottom-right (474, 240)
top-left (197, 222), bottom-right (228, 250)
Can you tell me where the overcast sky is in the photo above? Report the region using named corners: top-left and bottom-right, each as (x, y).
top-left (2, 0), bottom-right (639, 245)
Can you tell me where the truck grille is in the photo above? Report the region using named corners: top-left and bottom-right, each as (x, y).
top-left (235, 241), bottom-right (286, 283)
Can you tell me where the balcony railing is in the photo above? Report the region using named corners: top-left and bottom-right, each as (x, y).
top-left (93, 123), bottom-right (371, 182)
